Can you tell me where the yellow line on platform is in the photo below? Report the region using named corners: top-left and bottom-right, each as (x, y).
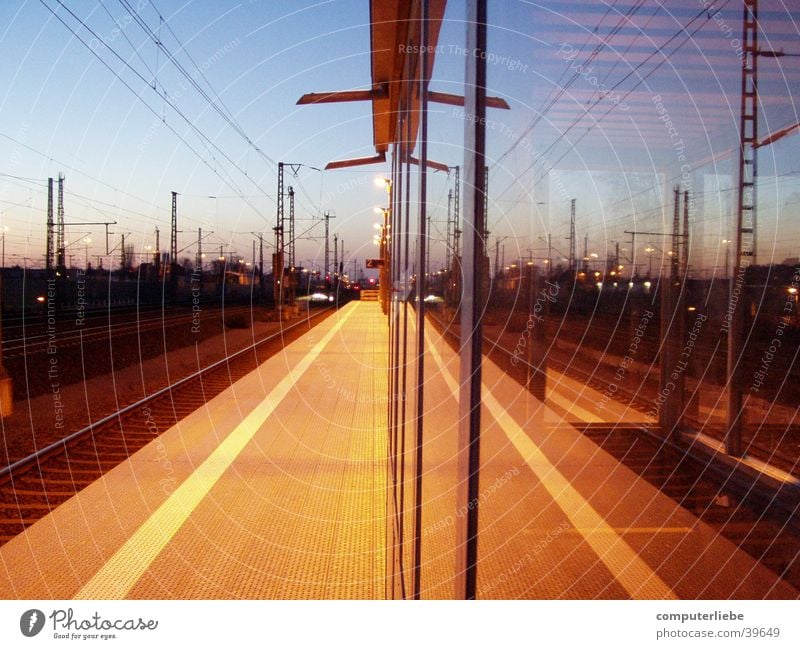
top-left (545, 388), bottom-right (603, 423)
top-left (425, 329), bottom-right (678, 600)
top-left (563, 527), bottom-right (692, 535)
top-left (76, 305), bottom-right (356, 599)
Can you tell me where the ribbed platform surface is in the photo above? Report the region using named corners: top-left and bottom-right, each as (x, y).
top-left (0, 301), bottom-right (795, 599)
top-left (0, 302), bottom-right (387, 599)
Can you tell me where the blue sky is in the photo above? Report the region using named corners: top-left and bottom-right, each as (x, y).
top-left (1, 0), bottom-right (799, 275)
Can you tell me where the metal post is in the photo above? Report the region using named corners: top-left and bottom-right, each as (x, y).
top-left (333, 233), bottom-right (339, 284)
top-left (57, 173), bottom-right (65, 272)
top-left (483, 165), bottom-right (490, 256)
top-left (412, 0), bottom-right (429, 601)
top-left (46, 178), bottom-right (54, 274)
top-left (274, 163), bottom-right (285, 310)
top-left (397, 83), bottom-right (413, 599)
top-left (324, 211), bottom-right (331, 282)
top-left (529, 264), bottom-right (548, 400)
top-left (446, 189), bottom-right (453, 271)
top-left (259, 233), bottom-right (264, 297)
top-left (0, 276), bottom-right (9, 416)
top-left (154, 227), bottom-right (161, 278)
top-left (726, 0), bottom-right (758, 457)
top-left (288, 185), bottom-right (296, 269)
top-left (454, 165), bottom-right (461, 261)
top-left (569, 198), bottom-right (576, 273)
top-left (120, 233), bottom-right (126, 274)
top-left (455, 0), bottom-right (486, 600)
top-left (659, 188), bottom-right (682, 437)
top-left (170, 191), bottom-right (178, 303)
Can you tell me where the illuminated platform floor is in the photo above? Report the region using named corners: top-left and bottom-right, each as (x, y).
top-left (0, 301), bottom-right (796, 599)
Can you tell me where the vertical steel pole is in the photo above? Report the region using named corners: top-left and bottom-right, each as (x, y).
top-left (390, 121), bottom-right (405, 599)
top-left (397, 84), bottom-right (414, 599)
top-left (387, 145), bottom-right (398, 600)
top-left (455, 0), bottom-right (487, 600)
top-left (412, 0), bottom-right (429, 600)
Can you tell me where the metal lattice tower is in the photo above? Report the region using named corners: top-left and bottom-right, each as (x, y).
top-left (483, 165), bottom-right (489, 255)
top-left (288, 185), bottom-right (295, 268)
top-left (569, 198), bottom-right (576, 272)
top-left (683, 190), bottom-right (690, 276)
top-left (196, 228), bottom-right (203, 270)
top-left (726, 0), bottom-right (759, 457)
top-left (737, 0), bottom-right (759, 267)
top-left (445, 189), bottom-right (453, 270)
top-left (324, 211), bottom-right (335, 279)
top-left (333, 233), bottom-right (338, 279)
top-left (170, 192), bottom-right (178, 271)
top-left (56, 173), bottom-right (65, 271)
top-left (46, 177), bottom-right (54, 273)
top-left (672, 187), bottom-right (681, 280)
top-left (275, 163), bottom-right (285, 257)
top-left (453, 165), bottom-right (461, 262)
top-left (154, 227), bottom-right (161, 277)
top-left (258, 234), bottom-right (264, 286)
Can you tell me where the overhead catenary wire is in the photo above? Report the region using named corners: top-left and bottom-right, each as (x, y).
top-left (494, 0), bottom-right (641, 169)
top-left (493, 0), bottom-right (729, 212)
top-left (39, 0), bottom-right (275, 223)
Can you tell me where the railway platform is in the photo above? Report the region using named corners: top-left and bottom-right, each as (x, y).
top-left (0, 301), bottom-right (796, 599)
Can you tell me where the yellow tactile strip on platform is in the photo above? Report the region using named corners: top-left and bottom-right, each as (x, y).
top-left (417, 318), bottom-right (797, 599)
top-left (124, 302), bottom-right (388, 599)
top-left (0, 302), bottom-right (388, 600)
top-left (76, 306), bottom-right (357, 599)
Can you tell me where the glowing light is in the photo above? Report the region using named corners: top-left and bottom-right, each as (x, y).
top-left (644, 281), bottom-right (652, 288)
top-left (36, 296), bottom-right (45, 303)
top-left (788, 287), bottom-right (798, 295)
top-left (596, 282), bottom-right (603, 289)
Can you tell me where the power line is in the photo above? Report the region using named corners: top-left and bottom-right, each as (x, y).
top-left (532, 0), bottom-right (730, 185)
top-left (114, 0), bottom-right (328, 218)
top-left (40, 0), bottom-right (274, 223)
top-left (494, 0), bottom-right (642, 168)
top-left (494, 0), bottom-right (729, 210)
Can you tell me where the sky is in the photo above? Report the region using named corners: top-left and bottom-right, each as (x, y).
top-left (1, 0), bottom-right (799, 277)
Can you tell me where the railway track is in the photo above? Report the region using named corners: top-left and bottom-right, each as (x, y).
top-left (2, 304), bottom-right (254, 357)
top-left (0, 305), bottom-right (335, 545)
top-left (481, 314), bottom-right (799, 475)
top-left (427, 310), bottom-right (800, 590)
